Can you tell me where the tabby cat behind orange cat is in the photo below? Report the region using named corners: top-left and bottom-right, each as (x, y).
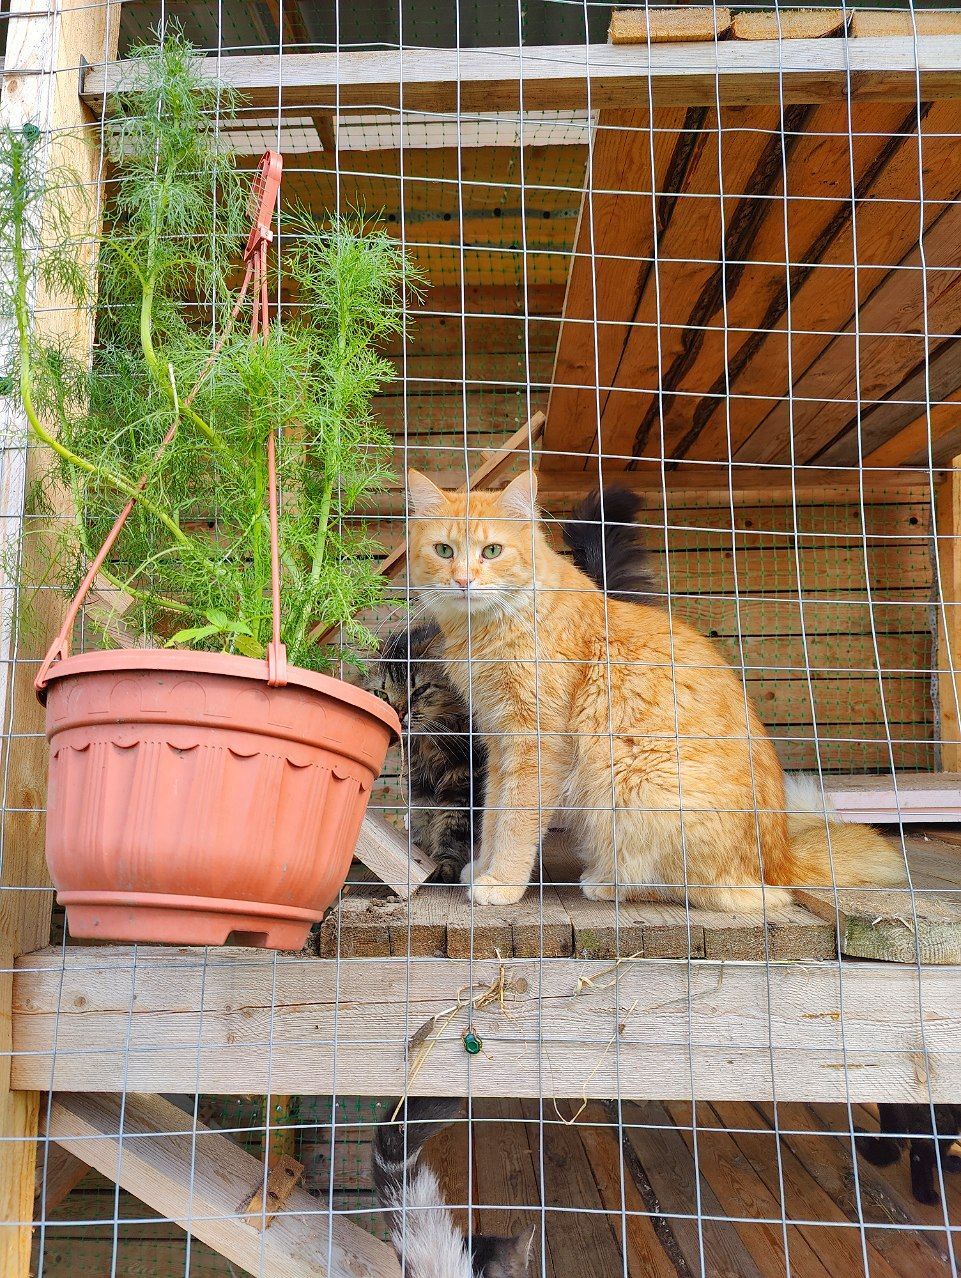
top-left (406, 468), bottom-right (906, 909)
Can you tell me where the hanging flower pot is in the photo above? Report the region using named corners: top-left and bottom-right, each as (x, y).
top-left (38, 650), bottom-right (397, 948)
top-left (7, 39), bottom-right (416, 948)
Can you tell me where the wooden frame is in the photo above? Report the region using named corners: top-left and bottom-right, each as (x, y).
top-left (12, 946), bottom-right (961, 1103)
top-left (83, 36), bottom-right (961, 114)
top-left (0, 4), bottom-right (120, 1272)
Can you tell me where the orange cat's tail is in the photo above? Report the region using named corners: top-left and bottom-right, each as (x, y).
top-left (782, 774), bottom-right (907, 890)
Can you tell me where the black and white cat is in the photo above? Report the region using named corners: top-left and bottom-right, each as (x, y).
top-left (372, 1097), bottom-right (534, 1278)
top-left (371, 488), bottom-right (655, 881)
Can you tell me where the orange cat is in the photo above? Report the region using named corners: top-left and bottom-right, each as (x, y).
top-left (406, 468), bottom-right (906, 909)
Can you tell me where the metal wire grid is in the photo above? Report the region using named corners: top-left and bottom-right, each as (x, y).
top-left (0, 2), bottom-right (958, 1277)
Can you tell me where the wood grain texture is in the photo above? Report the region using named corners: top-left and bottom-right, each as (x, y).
top-left (609, 7), bottom-right (732, 45)
top-left (936, 458), bottom-right (961, 771)
top-left (82, 39), bottom-right (961, 115)
top-left (0, 4), bottom-right (120, 1274)
top-left (733, 10), bottom-right (846, 41)
top-left (46, 1093), bottom-right (398, 1278)
top-left (14, 948), bottom-right (961, 1101)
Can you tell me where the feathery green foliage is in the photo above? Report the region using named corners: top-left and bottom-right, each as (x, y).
top-left (3, 32), bottom-right (419, 670)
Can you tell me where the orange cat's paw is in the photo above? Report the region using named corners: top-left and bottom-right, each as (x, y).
top-left (469, 874), bottom-right (526, 906)
top-left (581, 880), bottom-right (617, 901)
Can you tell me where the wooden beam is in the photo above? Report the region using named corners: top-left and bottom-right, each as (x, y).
top-left (732, 10), bottom-right (846, 41)
top-left (609, 7), bottom-right (732, 45)
top-left (33, 1142), bottom-right (90, 1216)
top-left (685, 99), bottom-right (961, 467)
top-left (542, 106), bottom-right (691, 470)
top-left (822, 772), bottom-right (961, 823)
top-left (936, 456), bottom-right (961, 770)
top-left (0, 4), bottom-right (120, 1274)
top-left (354, 811), bottom-right (436, 899)
top-left (46, 1092), bottom-right (398, 1277)
top-left (862, 391), bottom-right (961, 469)
top-left (851, 12), bottom-right (961, 40)
top-left (12, 947), bottom-right (961, 1102)
top-left (82, 38), bottom-right (961, 115)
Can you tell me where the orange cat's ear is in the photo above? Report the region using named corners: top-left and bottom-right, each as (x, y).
top-left (501, 468), bottom-right (538, 520)
top-left (407, 468), bottom-right (448, 516)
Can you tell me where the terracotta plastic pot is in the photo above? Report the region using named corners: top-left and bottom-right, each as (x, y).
top-left (39, 649), bottom-right (399, 949)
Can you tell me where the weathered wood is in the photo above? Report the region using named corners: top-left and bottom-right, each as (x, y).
top-left (794, 884), bottom-right (961, 964)
top-left (242, 1153), bottom-right (305, 1230)
top-left (936, 458), bottom-right (961, 772)
top-left (14, 948), bottom-right (961, 1101)
top-left (733, 10), bottom-right (846, 40)
top-left (46, 1093), bottom-right (399, 1278)
top-left (82, 39), bottom-right (961, 115)
top-left (824, 772), bottom-right (961, 823)
top-left (609, 7), bottom-right (732, 45)
top-left (446, 898), bottom-right (514, 959)
top-left (353, 812), bottom-right (436, 899)
top-left (33, 1142), bottom-right (90, 1216)
top-left (0, 4), bottom-right (120, 1273)
top-left (318, 893), bottom-right (394, 958)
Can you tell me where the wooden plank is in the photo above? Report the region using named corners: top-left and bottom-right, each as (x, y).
top-left (733, 10), bottom-right (846, 41)
top-left (542, 106), bottom-right (690, 470)
top-left (575, 1103), bottom-right (681, 1278)
top-left (539, 1102), bottom-right (624, 1278)
top-left (665, 1101), bottom-right (827, 1278)
top-left (619, 1100), bottom-right (770, 1278)
top-left (823, 773), bottom-right (961, 824)
top-left (0, 4), bottom-right (120, 1274)
top-left (583, 103), bottom-right (790, 469)
top-left (82, 39), bottom-right (961, 115)
top-left (609, 7), bottom-right (732, 45)
top-left (852, 12), bottom-right (961, 39)
top-left (862, 391), bottom-right (961, 469)
top-left (46, 1093), bottom-right (398, 1278)
top-left (734, 155), bottom-right (961, 467)
top-left (767, 1102), bottom-right (956, 1272)
top-left (33, 1142), bottom-right (90, 1216)
top-left (386, 884), bottom-right (453, 957)
top-left (659, 100), bottom-right (915, 464)
top-left (14, 949), bottom-right (961, 1101)
top-left (472, 1100), bottom-right (541, 1265)
top-left (794, 884), bottom-right (961, 964)
top-left (684, 99), bottom-right (961, 467)
top-left (353, 812), bottom-right (436, 899)
top-left (317, 892), bottom-right (394, 958)
top-left (936, 457), bottom-right (961, 771)
top-left (446, 899), bottom-right (513, 959)
top-left (703, 1100), bottom-right (905, 1278)
top-left (508, 888), bottom-right (574, 958)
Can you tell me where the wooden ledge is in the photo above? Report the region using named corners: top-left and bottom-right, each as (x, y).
top-left (13, 948), bottom-right (961, 1102)
top-left (82, 38), bottom-right (961, 114)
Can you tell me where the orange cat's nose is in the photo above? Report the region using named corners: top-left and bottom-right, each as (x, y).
top-left (453, 574), bottom-right (471, 590)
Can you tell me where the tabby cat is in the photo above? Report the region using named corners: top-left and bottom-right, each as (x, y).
top-left (405, 466), bottom-right (906, 909)
top-left (372, 489), bottom-right (655, 881)
top-left (857, 1103), bottom-right (961, 1204)
top-left (373, 1097), bottom-right (534, 1277)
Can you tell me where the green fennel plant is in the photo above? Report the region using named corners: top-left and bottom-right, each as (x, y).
top-left (1, 34), bottom-right (419, 671)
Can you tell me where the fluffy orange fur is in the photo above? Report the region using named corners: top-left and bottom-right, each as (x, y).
top-left (406, 468), bottom-right (907, 909)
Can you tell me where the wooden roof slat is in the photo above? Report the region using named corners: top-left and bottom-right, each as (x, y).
top-left (542, 106), bottom-right (690, 469)
top-left (734, 161), bottom-right (961, 467)
top-left (82, 38), bottom-right (961, 115)
top-left (684, 99), bottom-right (961, 467)
top-left (656, 101), bottom-right (910, 463)
top-left (571, 105), bottom-right (785, 469)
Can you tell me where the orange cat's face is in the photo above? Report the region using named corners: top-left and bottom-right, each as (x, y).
top-left (406, 469), bottom-right (539, 622)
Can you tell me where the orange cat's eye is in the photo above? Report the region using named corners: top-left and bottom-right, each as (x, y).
top-left (434, 542), bottom-right (454, 559)
top-left (481, 543), bottom-right (503, 559)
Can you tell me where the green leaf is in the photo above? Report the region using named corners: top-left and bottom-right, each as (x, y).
top-left (234, 634), bottom-right (265, 659)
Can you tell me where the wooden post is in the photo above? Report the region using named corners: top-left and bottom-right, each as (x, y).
top-left (0, 3), bottom-right (119, 1271)
top-left (937, 458), bottom-right (961, 769)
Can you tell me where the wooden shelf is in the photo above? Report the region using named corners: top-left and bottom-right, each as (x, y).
top-left (82, 37), bottom-right (961, 115)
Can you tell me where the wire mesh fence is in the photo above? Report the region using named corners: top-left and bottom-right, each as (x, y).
top-left (1, 2), bottom-right (961, 1277)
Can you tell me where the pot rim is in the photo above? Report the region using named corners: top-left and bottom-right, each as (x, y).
top-left (38, 647), bottom-right (400, 739)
